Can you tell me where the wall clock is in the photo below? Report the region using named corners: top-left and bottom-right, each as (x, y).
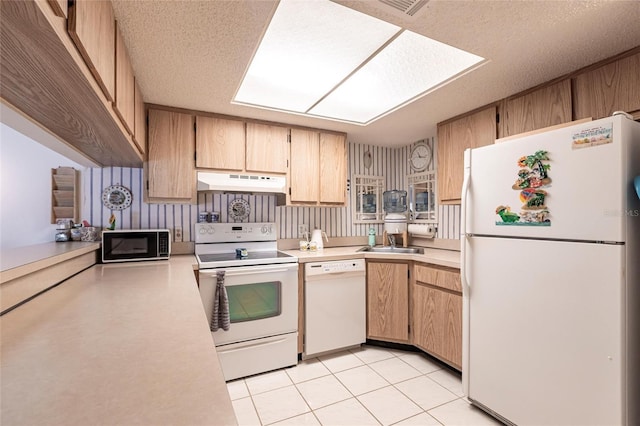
top-left (102, 184), bottom-right (133, 210)
top-left (228, 198), bottom-right (250, 221)
top-left (409, 141), bottom-right (432, 173)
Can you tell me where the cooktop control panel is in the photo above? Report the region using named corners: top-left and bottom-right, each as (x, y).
top-left (195, 222), bottom-right (276, 243)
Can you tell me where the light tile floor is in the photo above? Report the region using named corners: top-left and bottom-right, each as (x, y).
top-left (227, 345), bottom-right (502, 425)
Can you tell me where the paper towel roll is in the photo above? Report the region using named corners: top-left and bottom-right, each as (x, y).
top-left (408, 224), bottom-right (435, 238)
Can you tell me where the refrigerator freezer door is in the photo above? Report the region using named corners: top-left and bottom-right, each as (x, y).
top-left (466, 115), bottom-right (635, 242)
top-left (465, 236), bottom-right (625, 425)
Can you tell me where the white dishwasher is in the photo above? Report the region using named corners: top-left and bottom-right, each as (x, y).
top-left (304, 259), bottom-right (366, 358)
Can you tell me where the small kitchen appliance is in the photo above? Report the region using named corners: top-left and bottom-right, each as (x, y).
top-left (382, 190), bottom-right (408, 245)
top-left (101, 229), bottom-right (170, 263)
top-left (461, 115), bottom-right (640, 425)
top-left (195, 222), bottom-right (298, 381)
top-left (309, 228), bottom-right (328, 250)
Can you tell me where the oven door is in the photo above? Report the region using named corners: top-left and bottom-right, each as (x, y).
top-left (198, 263), bottom-right (298, 346)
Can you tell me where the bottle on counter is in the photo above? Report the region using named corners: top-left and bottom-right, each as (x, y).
top-left (368, 227), bottom-right (376, 247)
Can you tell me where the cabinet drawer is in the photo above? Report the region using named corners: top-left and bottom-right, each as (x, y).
top-left (414, 264), bottom-right (461, 293)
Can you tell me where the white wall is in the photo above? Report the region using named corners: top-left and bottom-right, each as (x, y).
top-left (0, 123), bottom-right (84, 250)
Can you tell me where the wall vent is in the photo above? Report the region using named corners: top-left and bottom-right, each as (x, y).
top-left (378, 0), bottom-right (429, 16)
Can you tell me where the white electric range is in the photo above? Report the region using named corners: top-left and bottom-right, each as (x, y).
top-left (195, 222), bottom-right (298, 381)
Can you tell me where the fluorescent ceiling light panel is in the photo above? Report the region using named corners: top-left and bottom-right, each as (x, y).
top-left (234, 0), bottom-right (400, 113)
top-left (233, 0), bottom-right (485, 124)
top-left (309, 30), bottom-right (485, 123)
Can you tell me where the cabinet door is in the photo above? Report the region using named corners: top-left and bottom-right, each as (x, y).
top-left (289, 129), bottom-right (319, 203)
top-left (412, 284), bottom-right (462, 369)
top-left (504, 79), bottom-right (572, 137)
top-left (437, 106), bottom-right (496, 204)
top-left (68, 0), bottom-right (115, 101)
top-left (133, 79), bottom-right (146, 154)
top-left (113, 23), bottom-right (135, 136)
top-left (147, 110), bottom-right (195, 201)
top-left (47, 0), bottom-right (67, 17)
top-left (196, 116), bottom-right (245, 170)
top-left (573, 51), bottom-right (640, 120)
top-left (319, 133), bottom-right (346, 204)
top-left (246, 123), bottom-right (288, 174)
top-left (367, 262), bottom-right (409, 343)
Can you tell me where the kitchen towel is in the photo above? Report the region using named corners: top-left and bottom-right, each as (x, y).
top-left (210, 270), bottom-right (230, 332)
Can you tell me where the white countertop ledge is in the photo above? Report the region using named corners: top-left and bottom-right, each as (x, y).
top-left (0, 241), bottom-right (100, 283)
top-left (285, 246), bottom-right (461, 269)
top-left (0, 255), bottom-right (237, 426)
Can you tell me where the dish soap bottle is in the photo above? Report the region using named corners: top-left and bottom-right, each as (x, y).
top-left (368, 227), bottom-right (376, 247)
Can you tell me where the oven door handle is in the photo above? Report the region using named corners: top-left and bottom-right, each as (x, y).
top-left (202, 263), bottom-right (297, 278)
top-left (224, 268), bottom-right (289, 277)
top-left (217, 335), bottom-right (291, 353)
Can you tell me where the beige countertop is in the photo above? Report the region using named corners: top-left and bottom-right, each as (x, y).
top-left (284, 245), bottom-right (461, 269)
top-left (0, 255), bottom-right (237, 426)
top-left (0, 241), bottom-right (101, 283)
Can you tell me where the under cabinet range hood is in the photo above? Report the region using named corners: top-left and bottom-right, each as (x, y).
top-left (197, 171), bottom-right (287, 196)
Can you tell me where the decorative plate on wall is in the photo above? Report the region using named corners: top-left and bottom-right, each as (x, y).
top-left (102, 184), bottom-right (133, 210)
top-left (228, 198), bottom-right (250, 221)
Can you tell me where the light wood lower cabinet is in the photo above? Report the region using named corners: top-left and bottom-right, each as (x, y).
top-left (146, 109), bottom-right (195, 203)
top-left (366, 261), bottom-right (409, 343)
top-left (412, 264), bottom-right (462, 369)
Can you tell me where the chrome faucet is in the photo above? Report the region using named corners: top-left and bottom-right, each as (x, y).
top-left (388, 234), bottom-right (396, 248)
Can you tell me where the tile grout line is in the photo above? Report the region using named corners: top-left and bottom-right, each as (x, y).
top-left (231, 346), bottom-right (467, 426)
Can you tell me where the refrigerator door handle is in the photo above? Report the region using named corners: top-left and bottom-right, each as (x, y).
top-left (460, 149), bottom-right (471, 292)
top-left (461, 149), bottom-right (471, 397)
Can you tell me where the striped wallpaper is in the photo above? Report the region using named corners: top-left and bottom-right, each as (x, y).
top-left (81, 139), bottom-right (461, 242)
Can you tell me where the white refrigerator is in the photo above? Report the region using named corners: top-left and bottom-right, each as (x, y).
top-left (461, 115), bottom-right (640, 425)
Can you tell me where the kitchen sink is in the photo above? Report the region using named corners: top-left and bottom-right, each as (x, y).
top-left (357, 246), bottom-right (424, 254)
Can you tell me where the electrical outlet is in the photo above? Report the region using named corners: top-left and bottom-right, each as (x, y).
top-left (174, 226), bottom-right (183, 242)
top-left (298, 224), bottom-right (308, 237)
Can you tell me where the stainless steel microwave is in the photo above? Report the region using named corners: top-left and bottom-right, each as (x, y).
top-left (102, 229), bottom-right (171, 263)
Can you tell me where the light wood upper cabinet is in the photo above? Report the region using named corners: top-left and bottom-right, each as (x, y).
top-left (319, 133), bottom-right (347, 204)
top-left (573, 51), bottom-right (640, 120)
top-left (367, 261), bottom-right (409, 343)
top-left (113, 22), bottom-right (135, 136)
top-left (133, 79), bottom-right (146, 154)
top-left (289, 129), bottom-right (346, 206)
top-left (246, 123), bottom-right (289, 174)
top-left (147, 109), bottom-right (195, 202)
top-left (68, 0), bottom-right (115, 101)
top-left (412, 263), bottom-right (462, 370)
top-left (437, 106), bottom-right (496, 204)
top-left (196, 116), bottom-right (245, 170)
top-left (289, 128), bottom-right (319, 203)
top-left (504, 79), bottom-right (572, 137)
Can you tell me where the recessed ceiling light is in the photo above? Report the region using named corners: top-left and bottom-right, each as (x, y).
top-left (233, 0), bottom-right (485, 125)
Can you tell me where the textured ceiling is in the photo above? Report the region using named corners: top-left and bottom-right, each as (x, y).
top-left (110, 0), bottom-right (640, 147)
